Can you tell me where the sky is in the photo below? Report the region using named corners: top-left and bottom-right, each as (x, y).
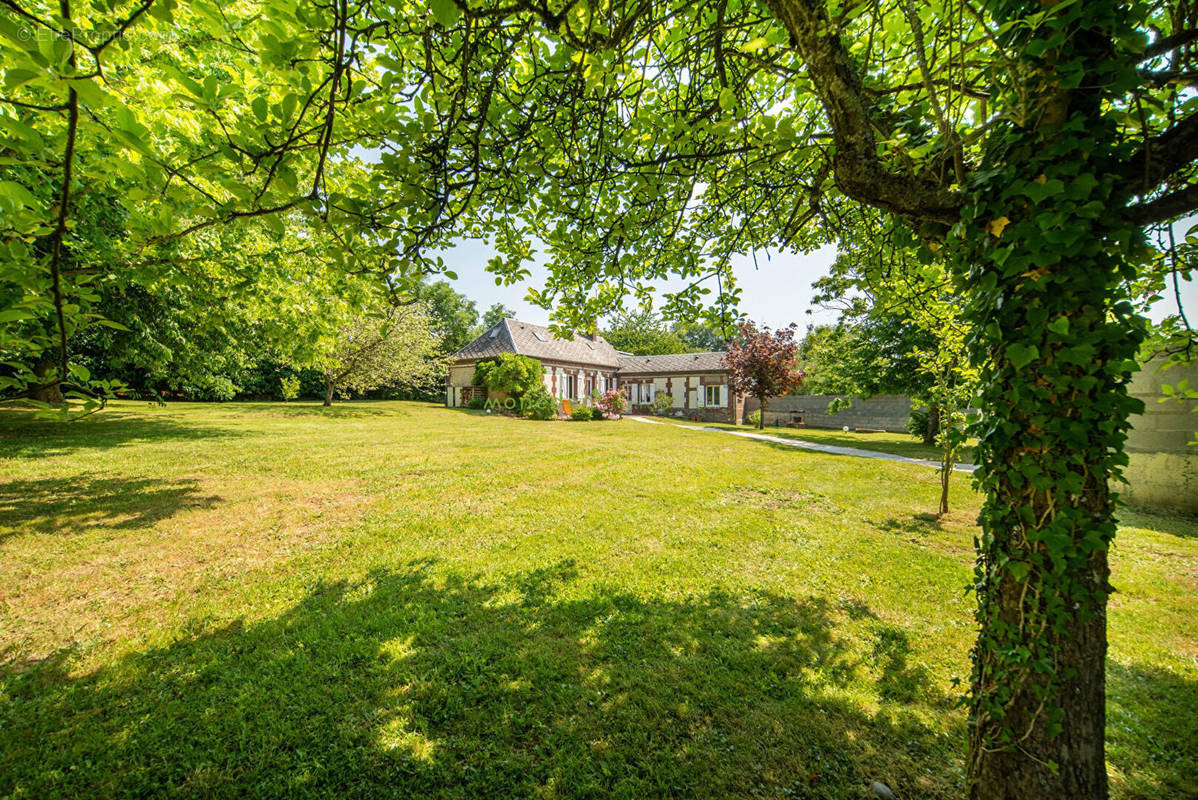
top-left (432, 231), bottom-right (1197, 330)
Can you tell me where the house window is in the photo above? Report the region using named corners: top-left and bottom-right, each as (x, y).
top-left (705, 385), bottom-right (722, 406)
top-left (566, 375), bottom-right (576, 398)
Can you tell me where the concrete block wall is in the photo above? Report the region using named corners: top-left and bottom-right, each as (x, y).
top-left (742, 394), bottom-right (913, 432)
top-left (1121, 358), bottom-right (1197, 513)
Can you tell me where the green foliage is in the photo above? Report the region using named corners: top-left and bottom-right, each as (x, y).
top-left (906, 410), bottom-right (930, 440)
top-left (416, 280), bottom-right (480, 354)
top-left (280, 376), bottom-right (301, 402)
top-left (473, 354), bottom-right (543, 398)
top-left (603, 309), bottom-right (690, 355)
top-left (571, 405), bottom-right (593, 421)
top-left (467, 396), bottom-right (487, 410)
top-left (747, 409), bottom-right (762, 428)
top-left (521, 386), bottom-right (556, 419)
top-left (480, 304), bottom-right (516, 330)
top-left (651, 394), bottom-right (674, 416)
top-left (320, 302), bottom-right (445, 403)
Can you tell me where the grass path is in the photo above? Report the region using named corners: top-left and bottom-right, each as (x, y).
top-left (0, 401), bottom-right (1193, 799)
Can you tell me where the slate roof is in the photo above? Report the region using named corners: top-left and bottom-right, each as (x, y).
top-left (450, 319), bottom-right (623, 369)
top-left (616, 351), bottom-right (728, 374)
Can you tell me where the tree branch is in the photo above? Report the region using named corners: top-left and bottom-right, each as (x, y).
top-left (1120, 113), bottom-right (1198, 197)
top-left (1126, 183), bottom-right (1198, 226)
top-left (762, 0), bottom-right (963, 225)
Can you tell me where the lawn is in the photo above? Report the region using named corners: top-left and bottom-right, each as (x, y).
top-left (0, 401), bottom-right (1193, 799)
top-left (679, 419), bottom-right (971, 463)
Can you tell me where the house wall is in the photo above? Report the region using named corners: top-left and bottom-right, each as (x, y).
top-left (447, 359), bottom-right (618, 408)
top-left (622, 371), bottom-right (737, 423)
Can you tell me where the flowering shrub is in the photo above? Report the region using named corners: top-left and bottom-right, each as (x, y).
top-left (594, 388), bottom-right (627, 419)
top-left (651, 393), bottom-right (673, 416)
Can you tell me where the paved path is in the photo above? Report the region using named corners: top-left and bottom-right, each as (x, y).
top-left (628, 416), bottom-right (977, 472)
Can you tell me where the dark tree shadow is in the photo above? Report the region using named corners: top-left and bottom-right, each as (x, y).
top-left (0, 560), bottom-right (964, 799)
top-left (0, 409), bottom-right (242, 459)
top-left (0, 474), bottom-right (222, 541)
top-left (875, 514), bottom-right (944, 538)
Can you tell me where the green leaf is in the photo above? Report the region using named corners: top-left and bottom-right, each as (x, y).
top-left (252, 96), bottom-right (269, 122)
top-left (718, 88), bottom-right (736, 111)
top-left (429, 0), bottom-right (462, 28)
top-left (1007, 343), bottom-right (1039, 371)
top-left (1047, 317), bottom-right (1070, 336)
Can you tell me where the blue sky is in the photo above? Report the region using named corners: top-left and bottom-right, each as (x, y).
top-left (432, 233), bottom-right (1197, 329)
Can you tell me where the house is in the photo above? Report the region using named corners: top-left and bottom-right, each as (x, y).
top-left (445, 318), bottom-right (742, 423)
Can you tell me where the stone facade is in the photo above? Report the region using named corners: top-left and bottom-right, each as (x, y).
top-left (742, 394), bottom-right (913, 432)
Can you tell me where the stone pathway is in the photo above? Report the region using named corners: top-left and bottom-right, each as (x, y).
top-left (628, 416), bottom-right (977, 472)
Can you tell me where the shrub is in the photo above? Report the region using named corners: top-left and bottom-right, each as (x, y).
top-left (747, 409), bottom-right (761, 427)
top-left (473, 353), bottom-right (543, 397)
top-left (279, 375), bottom-right (301, 401)
top-left (522, 386), bottom-right (556, 420)
top-left (571, 405), bottom-right (593, 421)
top-left (906, 409), bottom-right (929, 438)
top-left (591, 405), bottom-right (605, 420)
top-left (594, 388), bottom-right (628, 419)
top-left (467, 396), bottom-right (486, 410)
top-left (651, 393), bottom-right (674, 415)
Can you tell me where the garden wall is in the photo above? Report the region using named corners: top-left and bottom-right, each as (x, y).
top-left (1121, 358), bottom-right (1198, 513)
top-left (742, 394), bottom-right (912, 432)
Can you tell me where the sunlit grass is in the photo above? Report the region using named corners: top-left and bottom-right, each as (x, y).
top-left (0, 401), bottom-right (1192, 799)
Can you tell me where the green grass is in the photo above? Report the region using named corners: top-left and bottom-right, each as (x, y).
top-left (678, 418), bottom-right (970, 462)
top-left (0, 401), bottom-right (1193, 799)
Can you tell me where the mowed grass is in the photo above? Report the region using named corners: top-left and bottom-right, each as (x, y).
top-left (681, 419), bottom-right (971, 463)
top-left (0, 401), bottom-right (1193, 800)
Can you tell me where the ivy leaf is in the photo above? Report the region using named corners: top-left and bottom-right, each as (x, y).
top-left (1007, 343), bottom-right (1039, 371)
top-left (986, 216), bottom-right (1010, 237)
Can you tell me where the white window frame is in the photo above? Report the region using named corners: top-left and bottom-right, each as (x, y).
top-left (705, 384), bottom-right (721, 406)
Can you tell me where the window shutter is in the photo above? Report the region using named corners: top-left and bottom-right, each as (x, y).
top-left (720, 385), bottom-right (727, 407)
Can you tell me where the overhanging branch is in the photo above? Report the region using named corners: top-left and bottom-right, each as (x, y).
top-left (762, 0), bottom-right (964, 225)
top-left (1127, 184), bottom-right (1198, 226)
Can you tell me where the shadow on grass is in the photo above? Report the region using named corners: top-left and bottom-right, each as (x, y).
top-left (0, 560), bottom-right (963, 799)
top-left (0, 474), bottom-right (222, 540)
top-left (0, 410), bottom-right (242, 459)
top-left (875, 514), bottom-right (944, 538)
top-left (1107, 662), bottom-right (1198, 799)
top-left (1116, 507), bottom-right (1198, 540)
top-left (225, 402), bottom-right (409, 418)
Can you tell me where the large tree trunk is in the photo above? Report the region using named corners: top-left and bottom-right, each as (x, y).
top-left (758, 397), bottom-right (767, 429)
top-left (963, 117), bottom-right (1140, 800)
top-left (31, 360), bottom-right (64, 405)
top-left (323, 383), bottom-right (334, 407)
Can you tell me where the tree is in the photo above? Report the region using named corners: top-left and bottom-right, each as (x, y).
top-left (318, 303), bottom-right (444, 407)
top-left (603, 309), bottom-right (689, 355)
top-left (416, 280), bottom-right (480, 354)
top-left (480, 304), bottom-right (516, 330)
top-left (472, 353), bottom-right (543, 398)
top-left (725, 321), bottom-right (804, 430)
top-left (673, 320), bottom-right (731, 353)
